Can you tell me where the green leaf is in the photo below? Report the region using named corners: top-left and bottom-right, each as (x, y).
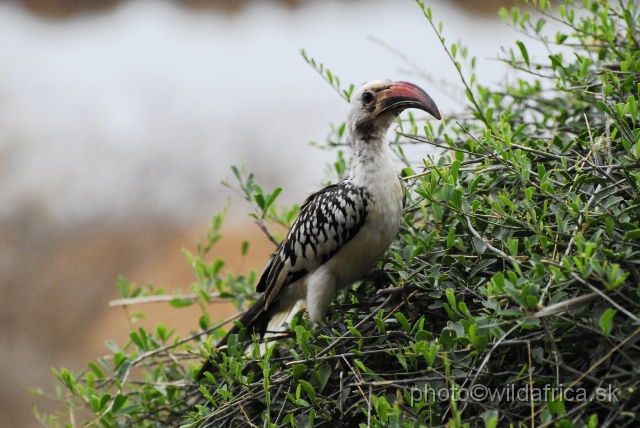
top-left (446, 287), bottom-right (456, 310)
top-left (536, 18), bottom-right (546, 33)
top-left (169, 297), bottom-right (193, 308)
top-left (253, 193), bottom-right (265, 210)
top-left (426, 343), bottom-right (438, 366)
top-left (111, 394), bottom-right (128, 414)
top-left (623, 229), bottom-right (640, 240)
top-left (264, 187), bottom-right (282, 211)
top-left (470, 259), bottom-right (496, 279)
top-left (317, 364), bottom-right (331, 393)
top-left (499, 7), bottom-right (509, 23)
top-left (309, 408), bottom-right (316, 427)
top-left (516, 40), bottom-right (530, 67)
top-left (199, 314), bottom-right (210, 330)
top-left (446, 228), bottom-right (456, 248)
top-left (299, 380), bottom-right (317, 402)
top-left (491, 272), bottom-right (505, 290)
top-left (450, 160), bottom-right (461, 184)
top-left (556, 33), bottom-right (568, 44)
top-left (293, 364), bottom-right (306, 380)
top-left (395, 313), bottom-right (411, 333)
top-left (87, 362), bottom-right (104, 380)
top-left (440, 326), bottom-right (458, 348)
top-left (472, 237), bottom-right (488, 255)
top-left (597, 100), bottom-right (613, 116)
top-left (482, 409), bottom-right (499, 428)
top-left (599, 309), bottom-right (616, 336)
top-left (129, 331), bottom-right (144, 349)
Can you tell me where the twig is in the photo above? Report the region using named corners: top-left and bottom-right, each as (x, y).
top-left (255, 219), bottom-right (279, 247)
top-left (109, 292), bottom-right (227, 307)
top-left (573, 274), bottom-right (640, 324)
top-left (376, 284), bottom-right (420, 295)
top-left (381, 290), bottom-right (419, 321)
top-left (523, 292), bottom-right (600, 320)
top-left (466, 217), bottom-right (519, 266)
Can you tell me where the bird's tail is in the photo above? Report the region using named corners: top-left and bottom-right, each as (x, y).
top-left (196, 295), bottom-right (300, 380)
top-left (246, 299), bottom-right (305, 357)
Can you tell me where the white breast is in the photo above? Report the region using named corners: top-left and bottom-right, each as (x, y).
top-left (304, 143), bottom-right (404, 321)
top-left (332, 148), bottom-right (404, 286)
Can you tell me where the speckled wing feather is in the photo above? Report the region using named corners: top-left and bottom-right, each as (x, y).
top-left (256, 180), bottom-right (373, 308)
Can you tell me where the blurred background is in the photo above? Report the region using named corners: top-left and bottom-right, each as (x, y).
top-left (0, 0), bottom-right (525, 425)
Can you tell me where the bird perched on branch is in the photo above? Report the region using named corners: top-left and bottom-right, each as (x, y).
top-left (198, 80), bottom-right (440, 380)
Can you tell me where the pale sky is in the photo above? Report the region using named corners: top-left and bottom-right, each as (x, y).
top-left (0, 0), bottom-right (531, 225)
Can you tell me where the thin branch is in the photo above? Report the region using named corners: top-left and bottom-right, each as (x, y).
top-left (255, 218), bottom-right (279, 247)
top-left (109, 292), bottom-right (231, 307)
top-left (466, 217), bottom-right (519, 266)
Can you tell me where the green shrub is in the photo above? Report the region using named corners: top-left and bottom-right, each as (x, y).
top-left (35, 1), bottom-right (640, 426)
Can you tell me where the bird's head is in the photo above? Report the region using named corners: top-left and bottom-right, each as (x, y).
top-left (346, 79), bottom-right (441, 147)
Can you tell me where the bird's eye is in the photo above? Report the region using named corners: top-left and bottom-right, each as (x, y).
top-left (362, 91), bottom-right (374, 104)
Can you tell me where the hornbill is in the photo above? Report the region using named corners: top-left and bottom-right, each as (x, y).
top-left (197, 80), bottom-right (440, 380)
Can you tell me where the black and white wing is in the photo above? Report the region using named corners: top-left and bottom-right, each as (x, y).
top-left (256, 180), bottom-right (373, 308)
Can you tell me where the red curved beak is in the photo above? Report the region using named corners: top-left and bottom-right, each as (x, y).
top-left (374, 81), bottom-right (441, 120)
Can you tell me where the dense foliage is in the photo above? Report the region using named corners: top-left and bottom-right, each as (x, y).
top-left (36, 1), bottom-right (640, 426)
